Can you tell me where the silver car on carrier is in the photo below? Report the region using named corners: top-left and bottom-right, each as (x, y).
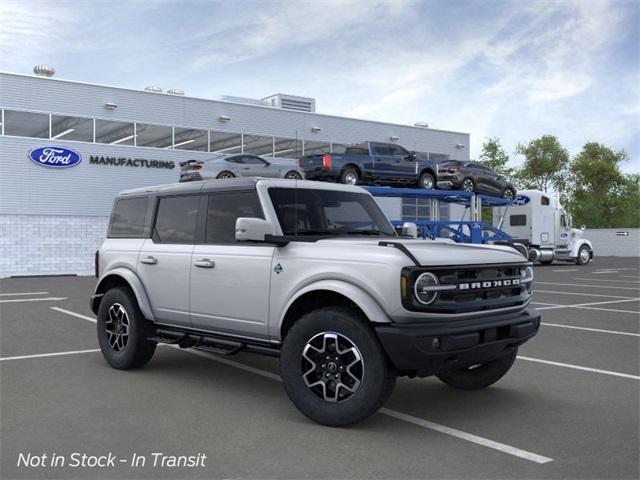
top-left (180, 154), bottom-right (303, 182)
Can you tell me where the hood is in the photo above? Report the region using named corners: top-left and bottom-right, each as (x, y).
top-left (315, 238), bottom-right (527, 266)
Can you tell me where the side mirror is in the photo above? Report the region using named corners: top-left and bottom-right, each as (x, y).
top-left (401, 222), bottom-right (418, 239)
top-left (235, 217), bottom-right (273, 242)
top-left (581, 225), bottom-right (586, 231)
top-left (407, 151), bottom-right (417, 161)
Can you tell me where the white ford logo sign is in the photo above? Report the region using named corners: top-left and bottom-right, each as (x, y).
top-left (28, 146), bottom-right (82, 168)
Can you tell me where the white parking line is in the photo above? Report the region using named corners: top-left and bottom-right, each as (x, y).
top-left (51, 307), bottom-right (97, 323)
top-left (517, 356), bottom-right (639, 380)
top-left (182, 347), bottom-right (552, 464)
top-left (593, 271), bottom-right (619, 274)
top-left (535, 290), bottom-right (636, 299)
top-left (536, 282), bottom-right (640, 291)
top-left (620, 275), bottom-right (640, 279)
top-left (575, 306), bottom-right (640, 315)
top-left (573, 278), bottom-right (640, 284)
top-left (0, 349), bottom-right (100, 362)
top-left (0, 291), bottom-right (49, 296)
top-left (0, 297), bottom-right (68, 304)
top-left (541, 322), bottom-right (640, 337)
top-left (533, 298), bottom-right (640, 311)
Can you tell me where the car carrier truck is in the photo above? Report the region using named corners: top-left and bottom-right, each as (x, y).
top-left (493, 189), bottom-right (593, 265)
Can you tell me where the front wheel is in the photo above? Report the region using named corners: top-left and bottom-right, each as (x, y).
top-left (576, 245), bottom-right (591, 265)
top-left (280, 307), bottom-right (396, 427)
top-left (436, 349), bottom-right (517, 390)
top-left (97, 287), bottom-right (156, 370)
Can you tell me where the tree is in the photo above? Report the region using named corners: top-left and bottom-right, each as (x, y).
top-left (515, 135), bottom-right (569, 193)
top-left (479, 137), bottom-right (512, 176)
top-left (565, 143), bottom-right (638, 228)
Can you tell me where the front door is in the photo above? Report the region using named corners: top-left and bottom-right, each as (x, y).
top-left (190, 190), bottom-right (274, 340)
top-left (137, 194), bottom-right (201, 326)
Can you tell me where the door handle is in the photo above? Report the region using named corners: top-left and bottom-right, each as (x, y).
top-left (140, 256), bottom-right (157, 265)
top-left (194, 258), bottom-right (215, 268)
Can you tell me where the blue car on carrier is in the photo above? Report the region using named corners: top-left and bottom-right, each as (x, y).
top-left (298, 141), bottom-right (439, 189)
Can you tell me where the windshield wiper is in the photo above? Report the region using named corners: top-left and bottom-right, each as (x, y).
top-left (338, 230), bottom-right (392, 236)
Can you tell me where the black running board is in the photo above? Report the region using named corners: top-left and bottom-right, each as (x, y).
top-left (149, 326), bottom-right (280, 358)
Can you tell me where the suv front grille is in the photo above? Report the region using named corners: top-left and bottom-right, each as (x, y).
top-left (402, 263), bottom-right (532, 314)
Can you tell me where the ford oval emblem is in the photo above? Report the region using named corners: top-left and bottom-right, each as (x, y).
top-left (28, 146), bottom-right (82, 168)
top-left (513, 195), bottom-right (530, 206)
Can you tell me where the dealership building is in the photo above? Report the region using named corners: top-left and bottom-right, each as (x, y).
top-left (0, 70), bottom-right (470, 277)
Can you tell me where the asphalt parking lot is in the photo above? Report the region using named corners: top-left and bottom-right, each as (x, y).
top-left (1, 256), bottom-right (638, 479)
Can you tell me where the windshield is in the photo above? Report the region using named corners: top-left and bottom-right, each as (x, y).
top-left (268, 188), bottom-right (396, 237)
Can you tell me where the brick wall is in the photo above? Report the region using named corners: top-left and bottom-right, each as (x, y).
top-left (0, 215), bottom-right (108, 277)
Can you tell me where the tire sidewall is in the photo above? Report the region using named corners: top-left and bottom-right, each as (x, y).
top-left (419, 172), bottom-right (435, 189)
top-left (97, 288), bottom-right (152, 369)
top-left (340, 168), bottom-right (359, 185)
top-left (577, 245), bottom-right (590, 265)
top-left (280, 308), bottom-right (395, 426)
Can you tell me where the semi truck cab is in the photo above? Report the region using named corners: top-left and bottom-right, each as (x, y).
top-left (493, 189), bottom-right (593, 265)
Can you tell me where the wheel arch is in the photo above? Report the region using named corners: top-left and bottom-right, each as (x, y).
top-left (279, 280), bottom-right (390, 340)
top-left (342, 163), bottom-right (362, 177)
top-left (571, 238), bottom-right (594, 259)
top-left (419, 167), bottom-right (436, 178)
top-left (91, 268), bottom-right (155, 321)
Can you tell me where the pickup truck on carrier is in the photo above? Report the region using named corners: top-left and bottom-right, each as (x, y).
top-left (299, 141), bottom-right (439, 189)
top-left (91, 178), bottom-right (540, 427)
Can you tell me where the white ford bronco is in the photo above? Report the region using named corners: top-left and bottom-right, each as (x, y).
top-left (91, 178), bottom-right (540, 426)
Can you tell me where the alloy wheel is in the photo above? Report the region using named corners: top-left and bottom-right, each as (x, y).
top-left (421, 176), bottom-right (434, 189)
top-left (105, 303), bottom-right (130, 352)
top-left (462, 179), bottom-right (474, 192)
top-left (580, 247), bottom-right (590, 264)
top-left (343, 172), bottom-right (358, 185)
top-left (302, 332), bottom-right (364, 402)
top-left (504, 189), bottom-right (515, 200)
top-left (285, 171), bottom-right (302, 180)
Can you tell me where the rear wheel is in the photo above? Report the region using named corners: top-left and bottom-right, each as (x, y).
top-left (97, 288), bottom-right (156, 370)
top-left (503, 188), bottom-right (516, 201)
top-left (280, 307), bottom-right (396, 427)
top-left (216, 171), bottom-right (235, 179)
top-left (436, 349), bottom-right (517, 390)
top-left (285, 170), bottom-right (302, 180)
top-left (418, 172), bottom-right (435, 189)
top-left (576, 245), bottom-right (591, 265)
top-left (340, 168), bottom-right (359, 186)
top-left (461, 178), bottom-right (475, 192)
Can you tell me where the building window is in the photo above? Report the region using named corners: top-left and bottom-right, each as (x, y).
top-left (210, 131), bottom-right (243, 154)
top-left (95, 119), bottom-right (135, 145)
top-left (51, 114), bottom-right (93, 142)
top-left (173, 127), bottom-right (208, 151)
top-left (135, 123), bottom-right (173, 148)
top-left (303, 141), bottom-right (331, 156)
top-left (3, 110), bottom-right (49, 138)
top-left (273, 137), bottom-right (302, 159)
top-left (243, 134), bottom-right (274, 156)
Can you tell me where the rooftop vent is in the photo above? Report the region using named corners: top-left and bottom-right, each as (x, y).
top-left (33, 65), bottom-right (55, 77)
top-left (167, 89), bottom-right (184, 96)
top-left (262, 94), bottom-right (316, 113)
top-left (144, 85), bottom-right (163, 93)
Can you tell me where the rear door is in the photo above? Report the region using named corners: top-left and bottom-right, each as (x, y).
top-left (137, 194), bottom-right (201, 326)
top-left (388, 144), bottom-right (416, 182)
top-left (190, 190), bottom-right (274, 339)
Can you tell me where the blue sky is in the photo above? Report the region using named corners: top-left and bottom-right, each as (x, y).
top-left (1, 0), bottom-right (638, 172)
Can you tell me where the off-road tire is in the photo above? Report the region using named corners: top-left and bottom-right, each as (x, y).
top-left (435, 349), bottom-right (517, 390)
top-left (418, 172), bottom-right (435, 190)
top-left (339, 168), bottom-right (359, 185)
top-left (97, 287), bottom-right (156, 370)
top-left (280, 306), bottom-right (396, 427)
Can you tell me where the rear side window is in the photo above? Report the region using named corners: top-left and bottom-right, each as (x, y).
top-left (345, 147), bottom-right (369, 156)
top-left (206, 191), bottom-right (264, 243)
top-left (153, 195), bottom-right (200, 244)
top-left (510, 214), bottom-right (527, 226)
top-left (109, 197), bottom-right (149, 238)
top-left (541, 196), bottom-right (550, 205)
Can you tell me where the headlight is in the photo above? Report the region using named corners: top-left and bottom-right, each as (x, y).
top-left (521, 266), bottom-right (534, 293)
top-left (414, 272), bottom-right (440, 305)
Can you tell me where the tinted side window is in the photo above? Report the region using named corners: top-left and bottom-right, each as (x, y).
top-left (110, 197), bottom-right (149, 238)
top-left (153, 195), bottom-right (200, 244)
top-left (241, 156), bottom-right (266, 165)
top-left (206, 191), bottom-right (264, 243)
top-left (510, 215), bottom-right (527, 226)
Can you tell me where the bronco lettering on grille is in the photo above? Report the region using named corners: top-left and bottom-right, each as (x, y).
top-left (458, 278), bottom-right (521, 290)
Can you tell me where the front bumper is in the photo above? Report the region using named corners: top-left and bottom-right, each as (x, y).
top-left (375, 308), bottom-right (540, 375)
